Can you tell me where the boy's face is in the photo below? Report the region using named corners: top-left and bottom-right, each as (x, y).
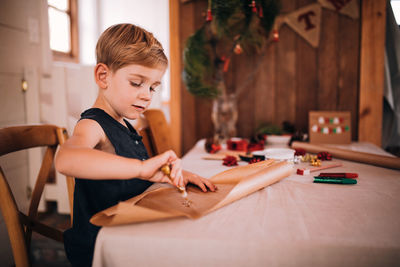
top-left (104, 64), bottom-right (166, 120)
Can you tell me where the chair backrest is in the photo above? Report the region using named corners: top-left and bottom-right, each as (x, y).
top-left (0, 124), bottom-right (74, 267)
top-left (142, 109), bottom-right (173, 155)
top-left (138, 127), bottom-right (156, 157)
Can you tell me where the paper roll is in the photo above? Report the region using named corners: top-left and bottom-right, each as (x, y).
top-left (291, 141), bottom-right (400, 170)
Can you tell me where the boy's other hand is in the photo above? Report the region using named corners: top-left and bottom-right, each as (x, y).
top-left (183, 170), bottom-right (217, 192)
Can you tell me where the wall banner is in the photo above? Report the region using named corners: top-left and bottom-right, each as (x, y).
top-left (318, 0), bottom-right (359, 19)
top-left (272, 0), bottom-right (359, 48)
top-left (284, 3), bottom-right (322, 48)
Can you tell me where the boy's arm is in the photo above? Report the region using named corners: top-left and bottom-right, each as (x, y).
top-left (55, 119), bottom-right (181, 184)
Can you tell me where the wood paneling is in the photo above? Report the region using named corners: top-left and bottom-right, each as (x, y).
top-left (317, 9), bottom-right (339, 111)
top-left (338, 14), bottom-right (360, 141)
top-left (177, 0), bottom-right (365, 153)
top-left (169, 0), bottom-right (182, 155)
top-left (254, 40), bottom-right (276, 128)
top-left (179, 1), bottom-right (198, 154)
top-left (359, 0), bottom-right (386, 146)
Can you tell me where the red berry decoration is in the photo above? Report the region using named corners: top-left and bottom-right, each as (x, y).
top-left (249, 157), bottom-right (262, 164)
top-left (223, 155), bottom-right (238, 166)
top-left (317, 151), bottom-right (332, 161)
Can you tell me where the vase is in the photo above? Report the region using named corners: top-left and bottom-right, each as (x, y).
top-left (211, 94), bottom-right (238, 144)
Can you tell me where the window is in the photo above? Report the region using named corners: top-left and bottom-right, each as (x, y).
top-left (48, 0), bottom-right (79, 62)
top-left (392, 0), bottom-right (400, 26)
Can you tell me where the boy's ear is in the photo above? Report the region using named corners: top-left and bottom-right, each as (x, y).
top-left (94, 63), bottom-right (110, 89)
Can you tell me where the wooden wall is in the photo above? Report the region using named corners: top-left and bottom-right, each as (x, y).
top-left (177, 0), bottom-right (361, 154)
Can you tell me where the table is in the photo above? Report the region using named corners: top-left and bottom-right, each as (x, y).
top-left (92, 140), bottom-right (400, 267)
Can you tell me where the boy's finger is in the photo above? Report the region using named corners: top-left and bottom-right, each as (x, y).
top-left (174, 173), bottom-right (183, 188)
top-left (167, 150), bottom-right (177, 161)
top-left (170, 165), bottom-right (177, 179)
top-left (171, 167), bottom-right (182, 184)
top-left (204, 179), bottom-right (217, 191)
top-left (196, 181), bottom-right (207, 192)
top-left (175, 177), bottom-right (181, 187)
top-left (164, 174), bottom-right (174, 185)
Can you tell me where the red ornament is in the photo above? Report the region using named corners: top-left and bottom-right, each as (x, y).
top-left (223, 155), bottom-right (238, 166)
top-left (272, 29), bottom-right (279, 42)
top-left (223, 57), bottom-right (231, 72)
top-left (227, 138), bottom-right (248, 151)
top-left (258, 5), bottom-right (264, 17)
top-left (234, 43), bottom-right (243, 55)
top-left (251, 1), bottom-right (257, 13)
top-left (206, 9), bottom-right (212, 21)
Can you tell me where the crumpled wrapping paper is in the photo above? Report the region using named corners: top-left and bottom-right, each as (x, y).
top-left (90, 160), bottom-right (293, 226)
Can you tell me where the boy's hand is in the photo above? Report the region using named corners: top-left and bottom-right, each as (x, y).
top-left (168, 158), bottom-right (184, 187)
top-left (140, 150), bottom-right (183, 187)
top-left (183, 170), bottom-right (217, 192)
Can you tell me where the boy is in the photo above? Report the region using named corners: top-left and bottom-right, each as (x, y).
top-left (55, 23), bottom-right (216, 267)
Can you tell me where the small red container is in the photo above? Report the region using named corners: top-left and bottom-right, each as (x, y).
top-left (227, 138), bottom-right (248, 151)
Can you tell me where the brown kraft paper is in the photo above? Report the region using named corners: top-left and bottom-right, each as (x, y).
top-left (90, 160), bottom-right (293, 226)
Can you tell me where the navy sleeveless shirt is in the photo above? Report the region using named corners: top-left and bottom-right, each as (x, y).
top-left (64, 108), bottom-right (153, 267)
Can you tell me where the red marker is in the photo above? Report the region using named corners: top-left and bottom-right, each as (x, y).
top-left (318, 173), bottom-right (358, 179)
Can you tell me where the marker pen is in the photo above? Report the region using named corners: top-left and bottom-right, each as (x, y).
top-left (318, 173), bottom-right (358, 178)
top-left (313, 177), bottom-right (357, 184)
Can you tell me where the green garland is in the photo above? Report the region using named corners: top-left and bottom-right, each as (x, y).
top-left (183, 0), bottom-right (280, 98)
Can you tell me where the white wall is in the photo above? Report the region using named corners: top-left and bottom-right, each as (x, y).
top-left (0, 0), bottom-right (44, 264)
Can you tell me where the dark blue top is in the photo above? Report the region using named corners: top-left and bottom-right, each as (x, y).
top-left (63, 108), bottom-right (152, 267)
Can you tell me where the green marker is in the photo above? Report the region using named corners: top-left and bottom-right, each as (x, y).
top-left (313, 178), bottom-right (357, 184)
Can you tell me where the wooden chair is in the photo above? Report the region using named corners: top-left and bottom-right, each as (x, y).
top-left (138, 125), bottom-right (156, 157)
top-left (141, 109), bottom-right (173, 156)
top-left (0, 124), bottom-right (74, 267)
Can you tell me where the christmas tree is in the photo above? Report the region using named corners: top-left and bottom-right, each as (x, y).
top-left (183, 0), bottom-right (280, 98)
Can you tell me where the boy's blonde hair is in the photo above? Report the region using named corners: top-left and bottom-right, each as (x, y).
top-left (96, 23), bottom-right (168, 72)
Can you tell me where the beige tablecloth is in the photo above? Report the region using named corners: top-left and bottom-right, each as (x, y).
top-left (92, 140), bottom-right (400, 267)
